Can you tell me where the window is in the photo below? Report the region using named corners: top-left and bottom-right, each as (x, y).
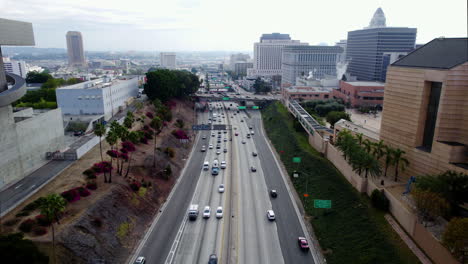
top-left (324, 95), bottom-right (329, 99)
top-left (421, 82), bottom-right (442, 151)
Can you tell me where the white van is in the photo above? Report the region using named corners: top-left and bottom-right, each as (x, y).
top-left (250, 130), bottom-right (254, 135)
top-left (203, 161), bottom-right (210, 170)
top-left (212, 160), bottom-right (219, 168)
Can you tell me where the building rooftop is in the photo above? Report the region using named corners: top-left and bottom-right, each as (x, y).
top-left (260, 33), bottom-right (291, 41)
top-left (392, 37), bottom-right (468, 69)
top-left (285, 86), bottom-right (332, 93)
top-left (345, 81), bottom-right (385, 87)
top-left (58, 76), bottom-right (135, 90)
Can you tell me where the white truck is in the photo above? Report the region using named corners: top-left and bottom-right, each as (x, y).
top-left (188, 204), bottom-right (199, 220)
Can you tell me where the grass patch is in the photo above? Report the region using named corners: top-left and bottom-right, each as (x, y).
top-left (138, 187), bottom-right (148, 197)
top-left (262, 102), bottom-right (420, 264)
top-left (117, 221), bottom-right (132, 240)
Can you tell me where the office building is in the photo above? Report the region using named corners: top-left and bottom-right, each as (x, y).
top-left (1, 18), bottom-right (64, 189)
top-left (332, 81), bottom-right (384, 108)
top-left (230, 53), bottom-right (250, 70)
top-left (281, 45), bottom-right (343, 85)
top-left (160, 52), bottom-right (176, 69)
top-left (380, 37), bottom-right (468, 181)
top-left (56, 76), bottom-right (138, 121)
top-left (346, 8), bottom-right (417, 82)
top-left (247, 33), bottom-right (307, 78)
top-left (234, 62), bottom-right (253, 76)
top-left (2, 57), bottom-right (27, 78)
top-left (66, 31), bottom-right (86, 67)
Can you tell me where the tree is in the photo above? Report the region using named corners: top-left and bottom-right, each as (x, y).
top-left (150, 117), bottom-right (162, 168)
top-left (412, 189), bottom-right (449, 225)
top-left (94, 123), bottom-right (106, 162)
top-left (25, 71), bottom-right (52, 83)
top-left (372, 140), bottom-right (386, 161)
top-left (362, 139), bottom-right (373, 154)
top-left (326, 111), bottom-right (350, 128)
top-left (105, 131), bottom-right (118, 183)
top-left (335, 129), bottom-right (356, 161)
top-left (191, 67), bottom-right (197, 74)
top-left (41, 78), bottom-right (65, 89)
top-left (0, 233), bottom-right (49, 263)
top-left (362, 153), bottom-right (381, 179)
top-left (392, 148), bottom-right (409, 181)
top-left (122, 140), bottom-right (137, 177)
top-left (144, 69), bottom-right (200, 101)
top-left (253, 77), bottom-right (271, 94)
top-left (39, 194), bottom-right (66, 264)
top-left (383, 146), bottom-right (394, 178)
top-left (355, 133), bottom-right (364, 146)
top-left (442, 217), bottom-right (468, 260)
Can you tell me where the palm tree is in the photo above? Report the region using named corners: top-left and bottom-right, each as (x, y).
top-left (39, 194), bottom-right (66, 264)
top-left (372, 140), bottom-right (386, 161)
top-left (383, 146), bottom-right (394, 178)
top-left (392, 148), bottom-right (409, 182)
top-left (362, 153), bottom-right (382, 178)
top-left (355, 133), bottom-right (364, 145)
top-left (105, 131), bottom-right (118, 183)
top-left (335, 129), bottom-right (354, 160)
top-left (93, 123), bottom-right (106, 162)
top-left (362, 139), bottom-right (373, 154)
top-left (150, 117), bottom-right (162, 168)
top-left (350, 149), bottom-right (367, 176)
top-left (124, 132), bottom-right (140, 177)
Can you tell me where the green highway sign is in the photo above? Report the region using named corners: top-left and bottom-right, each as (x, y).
top-left (292, 157), bottom-right (301, 163)
top-left (314, 199), bottom-right (332, 209)
top-left (222, 97), bottom-right (230, 101)
top-left (238, 106), bottom-right (246, 110)
top-left (252, 106), bottom-right (259, 109)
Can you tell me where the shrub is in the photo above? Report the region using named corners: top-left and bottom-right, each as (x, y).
top-left (442, 217), bottom-right (468, 259)
top-left (130, 181), bottom-right (141, 191)
top-left (19, 219), bottom-right (36, 233)
top-left (91, 217), bottom-right (103, 228)
top-left (171, 129), bottom-right (189, 139)
top-left (164, 147), bottom-right (175, 158)
top-left (3, 219), bottom-right (19, 226)
top-left (143, 125), bottom-right (149, 130)
top-left (145, 112), bottom-right (154, 119)
top-left (86, 182), bottom-right (97, 190)
top-left (61, 188), bottom-right (80, 202)
top-left (412, 189), bottom-right (449, 223)
top-left (77, 187), bottom-right (91, 197)
top-left (370, 190), bottom-right (390, 211)
top-left (175, 119), bottom-right (184, 128)
top-left (140, 137), bottom-right (148, 144)
top-left (35, 215), bottom-right (51, 227)
top-left (16, 211), bottom-right (30, 218)
top-left (32, 226), bottom-right (48, 236)
top-left (82, 169), bottom-right (96, 179)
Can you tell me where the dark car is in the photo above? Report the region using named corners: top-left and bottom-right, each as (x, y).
top-left (252, 152), bottom-right (257, 157)
top-left (208, 254), bottom-right (218, 264)
top-left (270, 189), bottom-right (278, 198)
top-left (251, 166), bottom-right (256, 172)
top-left (74, 131), bottom-right (84, 136)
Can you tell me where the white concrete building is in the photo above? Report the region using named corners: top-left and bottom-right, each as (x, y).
top-left (160, 52), bottom-right (176, 69)
top-left (247, 33), bottom-right (307, 77)
top-left (3, 57), bottom-right (27, 78)
top-left (56, 76), bottom-right (138, 121)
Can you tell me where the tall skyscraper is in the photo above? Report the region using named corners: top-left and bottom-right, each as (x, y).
top-left (247, 33), bottom-right (307, 78)
top-left (66, 31), bottom-right (86, 67)
top-left (281, 45), bottom-right (343, 85)
top-left (160, 52), bottom-right (176, 69)
top-left (346, 8), bottom-right (416, 82)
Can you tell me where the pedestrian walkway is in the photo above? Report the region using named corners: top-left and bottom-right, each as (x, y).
top-left (385, 214), bottom-right (433, 264)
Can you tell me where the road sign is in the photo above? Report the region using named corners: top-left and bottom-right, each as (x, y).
top-left (252, 106), bottom-right (259, 109)
top-left (212, 124), bottom-right (227, 130)
top-left (293, 157), bottom-right (301, 163)
top-left (303, 194), bottom-right (309, 197)
top-left (293, 171), bottom-right (299, 178)
top-left (238, 106), bottom-right (246, 110)
top-left (314, 199), bottom-right (332, 209)
top-left (192, 124), bottom-right (211, 130)
top-left (222, 97), bottom-right (230, 101)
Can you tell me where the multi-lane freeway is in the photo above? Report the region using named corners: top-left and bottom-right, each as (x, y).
top-left (132, 101), bottom-right (317, 264)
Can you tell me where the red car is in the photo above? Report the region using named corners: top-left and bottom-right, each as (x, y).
top-left (298, 237), bottom-right (309, 250)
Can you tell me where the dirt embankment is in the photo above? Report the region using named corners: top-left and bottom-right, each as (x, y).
top-left (1, 99), bottom-right (197, 263)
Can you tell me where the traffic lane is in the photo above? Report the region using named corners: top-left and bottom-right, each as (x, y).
top-left (138, 113), bottom-right (207, 263)
top-left (251, 112), bottom-right (315, 263)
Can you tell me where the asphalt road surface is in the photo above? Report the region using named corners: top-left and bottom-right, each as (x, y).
top-left (132, 101), bottom-right (315, 264)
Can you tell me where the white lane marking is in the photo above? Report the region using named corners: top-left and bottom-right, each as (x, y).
top-left (30, 185), bottom-right (36, 189)
top-left (14, 184), bottom-right (23, 190)
top-left (165, 216), bottom-right (188, 264)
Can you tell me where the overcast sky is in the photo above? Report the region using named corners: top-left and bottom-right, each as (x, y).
top-left (1, 0), bottom-right (466, 51)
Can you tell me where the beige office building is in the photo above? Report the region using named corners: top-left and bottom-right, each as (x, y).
top-left (66, 31), bottom-right (86, 67)
top-left (380, 38), bottom-right (468, 181)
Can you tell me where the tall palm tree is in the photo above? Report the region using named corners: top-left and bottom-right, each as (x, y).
top-left (392, 148), bottom-right (409, 182)
top-left (372, 140), bottom-right (386, 161)
top-left (350, 150), bottom-right (366, 176)
top-left (39, 194), bottom-right (66, 264)
top-left (93, 123), bottom-right (106, 162)
top-left (105, 131), bottom-right (118, 183)
top-left (335, 129), bottom-right (354, 160)
top-left (355, 133), bottom-right (364, 146)
top-left (362, 139), bottom-right (373, 154)
top-left (150, 117), bottom-right (162, 168)
top-left (362, 153), bottom-right (382, 178)
top-left (383, 146), bottom-right (394, 178)
top-left (124, 132), bottom-right (140, 177)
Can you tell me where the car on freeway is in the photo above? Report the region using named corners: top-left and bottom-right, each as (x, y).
top-left (241, 119), bottom-right (244, 122)
top-left (212, 167), bottom-right (219, 176)
top-left (223, 138), bottom-right (227, 142)
top-left (218, 134), bottom-right (221, 138)
top-left (217, 139), bottom-right (221, 143)
top-left (270, 189), bottom-right (278, 198)
top-left (221, 161), bottom-right (227, 169)
top-left (209, 144), bottom-right (213, 149)
top-left (134, 256), bottom-right (146, 264)
top-left (224, 130), bottom-right (227, 134)
top-left (203, 162), bottom-right (210, 171)
top-left (202, 135), bottom-right (207, 140)
top-left (203, 206), bottom-right (211, 218)
top-left (216, 207), bottom-right (223, 218)
top-left (208, 120), bottom-right (212, 124)
top-left (249, 126), bottom-right (253, 129)
top-left (251, 166), bottom-right (256, 172)
top-left (216, 150), bottom-right (221, 155)
top-left (216, 144), bottom-right (221, 149)
top-left (242, 140), bottom-right (246, 144)
top-left (267, 210), bottom-right (276, 221)
top-left (252, 152), bottom-right (257, 157)
top-left (223, 148), bottom-right (227, 153)
top-left (218, 131), bottom-right (221, 134)
top-left (298, 237), bottom-right (310, 250)
top-left (211, 133), bottom-right (215, 137)
top-left (247, 134), bottom-right (251, 138)
top-left (235, 133), bottom-right (238, 136)
top-left (208, 254), bottom-right (218, 264)
top-left (201, 146), bottom-right (206, 152)
top-left (218, 184), bottom-right (225, 193)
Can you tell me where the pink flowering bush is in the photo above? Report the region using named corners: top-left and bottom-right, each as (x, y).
top-left (171, 129), bottom-right (189, 139)
top-left (86, 182), bottom-right (97, 190)
top-left (129, 181), bottom-right (141, 191)
top-left (106, 150), bottom-right (119, 158)
top-left (121, 141), bottom-right (136, 152)
top-left (146, 112), bottom-right (154, 118)
top-left (61, 188), bottom-right (80, 202)
top-left (77, 187), bottom-right (91, 197)
top-left (35, 214), bottom-right (51, 226)
top-left (92, 161), bottom-right (112, 174)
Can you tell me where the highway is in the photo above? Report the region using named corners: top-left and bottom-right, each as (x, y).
top-left (132, 100), bottom-right (316, 264)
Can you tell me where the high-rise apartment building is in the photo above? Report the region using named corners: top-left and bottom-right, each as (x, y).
top-left (346, 8), bottom-right (416, 82)
top-left (2, 57), bottom-right (27, 78)
top-left (66, 31), bottom-right (86, 67)
top-left (380, 37), bottom-right (468, 181)
top-left (160, 52), bottom-right (176, 69)
top-left (247, 33), bottom-right (307, 78)
top-left (229, 53), bottom-right (250, 70)
top-left (234, 62), bottom-right (253, 76)
top-left (281, 45), bottom-right (343, 85)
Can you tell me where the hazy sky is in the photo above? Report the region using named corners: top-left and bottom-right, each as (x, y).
top-left (1, 0), bottom-right (466, 51)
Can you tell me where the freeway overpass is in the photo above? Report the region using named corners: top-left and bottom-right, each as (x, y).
top-left (194, 93), bottom-right (280, 102)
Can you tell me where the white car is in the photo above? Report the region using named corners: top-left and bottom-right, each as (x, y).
top-left (267, 210), bottom-right (276, 221)
top-left (134, 256), bottom-right (146, 264)
top-left (203, 206), bottom-right (211, 218)
top-left (209, 144), bottom-right (213, 149)
top-left (216, 150), bottom-right (221, 155)
top-left (218, 184), bottom-right (225, 193)
top-left (220, 161), bottom-right (227, 169)
top-left (216, 206), bottom-right (223, 218)
top-left (242, 140), bottom-right (246, 144)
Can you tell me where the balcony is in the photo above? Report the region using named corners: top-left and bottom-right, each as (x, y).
top-left (0, 72), bottom-right (26, 107)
